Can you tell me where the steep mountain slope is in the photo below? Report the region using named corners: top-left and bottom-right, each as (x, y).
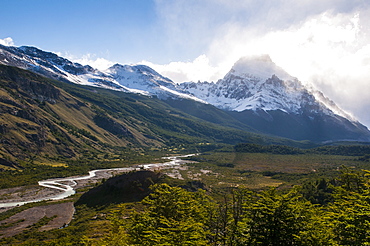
top-left (0, 64), bottom-right (147, 161)
top-left (1, 44), bottom-right (369, 142)
top-left (1, 64), bottom-right (304, 164)
top-left (0, 45), bottom-right (119, 89)
top-left (179, 55), bottom-right (347, 115)
top-left (0, 44), bottom-right (200, 101)
top-left (106, 64), bottom-right (202, 101)
top-left (179, 55), bottom-right (370, 142)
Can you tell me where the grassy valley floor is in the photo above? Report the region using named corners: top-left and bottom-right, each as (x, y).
top-left (1, 148), bottom-right (370, 244)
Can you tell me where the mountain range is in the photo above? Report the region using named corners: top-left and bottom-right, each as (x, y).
top-left (0, 43), bottom-right (369, 151)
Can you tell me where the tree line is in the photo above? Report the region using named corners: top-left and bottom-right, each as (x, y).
top-left (93, 167), bottom-right (370, 245)
top-left (235, 143), bottom-right (370, 157)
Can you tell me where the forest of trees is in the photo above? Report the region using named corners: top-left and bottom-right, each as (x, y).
top-left (90, 168), bottom-right (370, 246)
top-left (1, 167), bottom-right (369, 245)
top-left (234, 143), bottom-right (370, 156)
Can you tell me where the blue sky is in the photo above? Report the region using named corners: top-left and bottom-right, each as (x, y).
top-left (3, 0), bottom-right (364, 65)
top-left (2, 0), bottom-right (370, 127)
top-left (1, 0), bottom-right (164, 63)
top-left (0, 0), bottom-right (234, 64)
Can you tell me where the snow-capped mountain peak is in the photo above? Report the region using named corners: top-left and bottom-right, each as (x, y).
top-left (1, 44), bottom-right (369, 142)
top-left (227, 55), bottom-right (295, 82)
top-left (106, 63), bottom-right (175, 89)
top-left (180, 55), bottom-right (357, 121)
top-left (0, 44), bottom-right (191, 99)
top-left (0, 44), bottom-right (357, 121)
top-left (104, 63), bottom-right (207, 101)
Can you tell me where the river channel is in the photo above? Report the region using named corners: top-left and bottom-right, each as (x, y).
top-left (0, 154), bottom-right (195, 208)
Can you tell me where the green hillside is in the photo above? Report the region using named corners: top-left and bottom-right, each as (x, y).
top-left (1, 64), bottom-right (370, 244)
top-left (0, 64), bottom-right (312, 169)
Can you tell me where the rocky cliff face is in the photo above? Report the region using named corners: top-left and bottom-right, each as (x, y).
top-left (179, 55), bottom-right (370, 142)
top-left (1, 44), bottom-right (369, 142)
top-left (179, 55), bottom-right (348, 117)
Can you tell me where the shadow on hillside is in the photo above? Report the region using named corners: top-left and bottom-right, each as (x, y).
top-left (75, 170), bottom-right (164, 207)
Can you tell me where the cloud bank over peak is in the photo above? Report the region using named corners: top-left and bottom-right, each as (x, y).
top-left (141, 55), bottom-right (223, 83)
top-left (150, 1), bottom-right (370, 128)
top-left (64, 53), bottom-right (115, 71)
top-left (0, 37), bottom-right (14, 46)
top-left (2, 0), bottom-right (370, 128)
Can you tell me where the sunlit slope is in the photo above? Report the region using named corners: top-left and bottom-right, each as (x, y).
top-left (0, 65), bottom-right (308, 163)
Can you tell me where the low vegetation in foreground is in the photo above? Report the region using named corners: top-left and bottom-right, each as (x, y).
top-left (1, 143), bottom-right (370, 245)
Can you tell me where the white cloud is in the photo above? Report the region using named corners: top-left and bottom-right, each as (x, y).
top-left (0, 37), bottom-right (14, 46)
top-left (65, 53), bottom-right (115, 70)
top-left (263, 11), bottom-right (370, 127)
top-left (141, 55), bottom-right (223, 83)
top-left (151, 1), bottom-right (370, 127)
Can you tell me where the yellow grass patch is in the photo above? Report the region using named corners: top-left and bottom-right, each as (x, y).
top-left (34, 161), bottom-right (68, 167)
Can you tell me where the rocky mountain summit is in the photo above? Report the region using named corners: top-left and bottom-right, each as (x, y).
top-left (1, 44), bottom-right (369, 142)
top-left (179, 55), bottom-right (350, 118)
top-left (179, 55), bottom-right (369, 141)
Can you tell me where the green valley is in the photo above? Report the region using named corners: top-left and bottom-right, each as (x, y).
top-left (1, 148), bottom-right (370, 245)
top-left (0, 64), bottom-right (313, 187)
top-left (1, 64), bottom-right (370, 245)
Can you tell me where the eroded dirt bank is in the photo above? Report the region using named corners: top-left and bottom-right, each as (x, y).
top-left (0, 202), bottom-right (74, 238)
